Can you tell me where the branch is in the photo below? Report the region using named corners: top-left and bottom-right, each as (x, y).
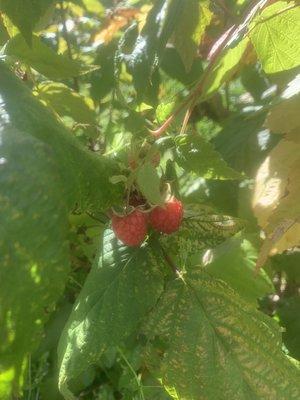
top-left (149, 0), bottom-right (272, 138)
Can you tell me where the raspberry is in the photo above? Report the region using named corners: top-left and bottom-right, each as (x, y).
top-left (149, 198), bottom-right (183, 234)
top-left (112, 209), bottom-right (148, 246)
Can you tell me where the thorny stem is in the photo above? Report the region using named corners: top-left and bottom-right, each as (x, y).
top-left (60, 2), bottom-right (79, 92)
top-left (149, 0), bottom-right (273, 138)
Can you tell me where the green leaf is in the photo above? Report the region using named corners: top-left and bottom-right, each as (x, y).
top-left (271, 251), bottom-right (300, 283)
top-left (117, 0), bottom-right (183, 101)
top-left (161, 47), bottom-right (203, 86)
top-left (37, 82), bottom-right (96, 125)
top-left (250, 1), bottom-right (300, 74)
top-left (4, 34), bottom-right (96, 80)
top-left (137, 162), bottom-right (164, 205)
top-left (0, 0), bottom-right (54, 44)
top-left (175, 134), bottom-right (242, 180)
top-left (81, 0), bottom-right (104, 15)
top-left (90, 41), bottom-right (117, 101)
top-left (144, 272), bottom-right (300, 399)
top-left (0, 61), bottom-right (117, 397)
top-left (162, 204), bottom-right (244, 264)
top-left (278, 296), bottom-right (300, 360)
top-left (156, 102), bottom-right (175, 124)
top-left (0, 128), bottom-right (70, 398)
top-left (174, 0), bottom-right (212, 72)
top-left (202, 36), bottom-right (249, 98)
top-left (143, 375), bottom-right (172, 400)
top-left (58, 230), bottom-right (164, 400)
top-left (1, 13), bottom-right (19, 38)
top-left (205, 234), bottom-right (274, 305)
top-left (212, 112), bottom-right (267, 175)
top-left (0, 61), bottom-right (122, 211)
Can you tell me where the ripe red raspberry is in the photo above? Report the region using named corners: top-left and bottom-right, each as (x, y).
top-left (112, 209), bottom-right (148, 246)
top-left (149, 198), bottom-right (183, 234)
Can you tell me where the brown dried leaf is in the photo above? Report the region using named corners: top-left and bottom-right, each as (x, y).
top-left (92, 8), bottom-right (140, 44)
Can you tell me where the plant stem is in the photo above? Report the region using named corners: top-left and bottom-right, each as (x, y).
top-left (149, 0), bottom-right (273, 138)
top-left (118, 347), bottom-right (145, 400)
top-left (27, 355), bottom-right (32, 400)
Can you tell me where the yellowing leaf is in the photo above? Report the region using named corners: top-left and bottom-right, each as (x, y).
top-left (253, 136), bottom-right (300, 264)
top-left (253, 138), bottom-right (300, 226)
top-left (271, 222), bottom-right (300, 254)
top-left (266, 76), bottom-right (300, 134)
top-left (255, 219), bottom-right (299, 270)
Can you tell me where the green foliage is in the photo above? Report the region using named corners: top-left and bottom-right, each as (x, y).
top-left (250, 1), bottom-right (300, 74)
top-left (4, 34), bottom-right (96, 80)
top-left (58, 230), bottom-right (164, 399)
top-left (202, 37), bottom-right (250, 98)
top-left (161, 204), bottom-right (244, 265)
top-left (137, 162), bottom-right (164, 205)
top-left (206, 234), bottom-right (274, 305)
top-left (278, 296), bottom-right (300, 360)
top-left (0, 128), bottom-right (70, 398)
top-left (174, 0), bottom-right (212, 72)
top-left (144, 272), bottom-right (300, 400)
top-left (0, 61), bottom-right (122, 210)
top-left (0, 0), bottom-right (300, 399)
top-left (0, 60), bottom-right (121, 398)
top-left (213, 112), bottom-right (268, 175)
top-left (36, 82), bottom-right (96, 126)
top-left (117, 0), bottom-right (183, 102)
top-left (0, 0), bottom-right (54, 44)
top-left (175, 134), bottom-right (242, 180)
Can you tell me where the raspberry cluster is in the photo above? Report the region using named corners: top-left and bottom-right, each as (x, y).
top-left (111, 197), bottom-right (183, 247)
